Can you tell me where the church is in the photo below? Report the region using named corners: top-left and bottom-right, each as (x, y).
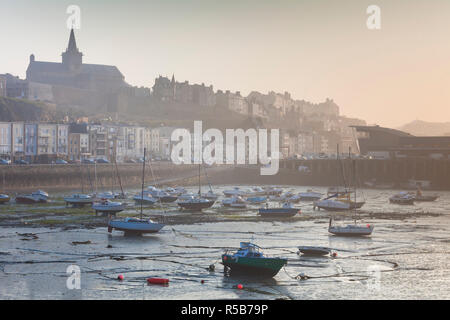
top-left (26, 29), bottom-right (127, 93)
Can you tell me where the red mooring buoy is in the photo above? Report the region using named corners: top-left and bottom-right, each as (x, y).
top-left (117, 274), bottom-right (124, 281)
top-left (237, 284), bottom-right (243, 290)
top-left (147, 278), bottom-right (169, 285)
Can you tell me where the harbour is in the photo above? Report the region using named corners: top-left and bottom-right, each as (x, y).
top-left (0, 184), bottom-right (449, 299)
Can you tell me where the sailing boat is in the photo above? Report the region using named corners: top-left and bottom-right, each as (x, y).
top-left (201, 165), bottom-right (219, 200)
top-left (108, 148), bottom-right (165, 234)
top-left (64, 163), bottom-right (94, 207)
top-left (314, 146), bottom-right (365, 211)
top-left (328, 155), bottom-right (374, 236)
top-left (178, 164), bottom-right (215, 211)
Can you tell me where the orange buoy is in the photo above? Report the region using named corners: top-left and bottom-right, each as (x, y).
top-left (237, 284), bottom-right (243, 290)
top-left (117, 274), bottom-right (124, 280)
top-left (147, 278), bottom-right (169, 285)
top-left (332, 252), bottom-right (337, 257)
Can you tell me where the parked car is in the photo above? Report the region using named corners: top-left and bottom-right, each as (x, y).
top-left (82, 159), bottom-right (95, 164)
top-left (0, 159), bottom-right (11, 165)
top-left (55, 159), bottom-right (68, 164)
top-left (14, 159), bottom-right (29, 165)
top-left (96, 158), bottom-right (110, 164)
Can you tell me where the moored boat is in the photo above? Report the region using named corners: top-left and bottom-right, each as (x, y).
top-left (222, 242), bottom-right (287, 278)
top-left (258, 202), bottom-right (300, 217)
top-left (178, 196), bottom-right (215, 211)
top-left (64, 194), bottom-right (94, 206)
top-left (222, 196), bottom-right (247, 208)
top-left (328, 218), bottom-right (374, 236)
top-left (133, 193), bottom-right (157, 205)
top-left (92, 199), bottom-right (126, 214)
top-left (389, 192), bottom-right (415, 205)
top-left (0, 194), bottom-right (10, 204)
top-left (298, 190), bottom-right (322, 201)
top-left (108, 217), bottom-right (165, 234)
top-left (15, 190), bottom-right (49, 204)
top-left (298, 246), bottom-right (331, 256)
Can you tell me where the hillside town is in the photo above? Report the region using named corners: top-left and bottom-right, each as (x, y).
top-left (0, 29), bottom-right (366, 164)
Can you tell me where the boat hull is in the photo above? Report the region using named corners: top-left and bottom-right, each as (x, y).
top-left (258, 208), bottom-right (299, 217)
top-left (328, 226), bottom-right (374, 236)
top-left (222, 254), bottom-right (287, 278)
top-left (178, 201), bottom-right (215, 211)
top-left (15, 196), bottom-right (47, 204)
top-left (108, 220), bottom-right (165, 234)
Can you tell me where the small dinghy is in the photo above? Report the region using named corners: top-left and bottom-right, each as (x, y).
top-left (108, 217), bottom-right (165, 234)
top-left (298, 246), bottom-right (331, 256)
top-left (258, 202), bottom-right (300, 217)
top-left (328, 218), bottom-right (374, 236)
top-left (92, 199), bottom-right (126, 215)
top-left (222, 242), bottom-right (287, 278)
top-left (64, 194), bottom-right (94, 207)
top-left (15, 190), bottom-right (49, 204)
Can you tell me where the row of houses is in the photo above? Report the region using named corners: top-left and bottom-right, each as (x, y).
top-left (0, 121), bottom-right (175, 163)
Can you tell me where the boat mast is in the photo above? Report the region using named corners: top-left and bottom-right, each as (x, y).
top-left (140, 147), bottom-right (146, 219)
top-left (115, 159), bottom-right (124, 197)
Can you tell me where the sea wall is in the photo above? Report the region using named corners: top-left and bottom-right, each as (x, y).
top-left (0, 162), bottom-right (199, 192)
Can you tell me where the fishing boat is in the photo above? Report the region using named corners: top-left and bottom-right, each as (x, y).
top-left (298, 246), bottom-right (331, 256)
top-left (389, 192), bottom-right (415, 205)
top-left (222, 242), bottom-right (287, 278)
top-left (0, 194), bottom-right (10, 204)
top-left (328, 217), bottom-right (374, 236)
top-left (64, 194), bottom-right (94, 207)
top-left (298, 190), bottom-right (322, 201)
top-left (146, 187), bottom-right (178, 203)
top-left (108, 217), bottom-right (165, 234)
top-left (15, 190), bottom-right (49, 204)
top-left (92, 199), bottom-right (126, 215)
top-left (108, 148), bottom-right (165, 234)
top-left (258, 202), bottom-right (300, 217)
top-left (222, 196), bottom-right (247, 208)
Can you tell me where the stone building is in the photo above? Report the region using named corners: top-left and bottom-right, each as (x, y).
top-left (26, 29), bottom-right (127, 93)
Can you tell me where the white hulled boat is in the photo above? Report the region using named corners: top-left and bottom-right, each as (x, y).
top-left (15, 190), bottom-right (49, 204)
top-left (92, 199), bottom-right (126, 215)
top-left (64, 194), bottom-right (94, 206)
top-left (328, 218), bottom-right (374, 236)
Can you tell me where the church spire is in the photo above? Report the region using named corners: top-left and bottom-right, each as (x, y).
top-left (62, 28), bottom-right (83, 71)
top-left (67, 28), bottom-right (79, 52)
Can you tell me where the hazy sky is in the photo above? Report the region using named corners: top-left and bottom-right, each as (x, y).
top-left (1, 0), bottom-right (449, 127)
